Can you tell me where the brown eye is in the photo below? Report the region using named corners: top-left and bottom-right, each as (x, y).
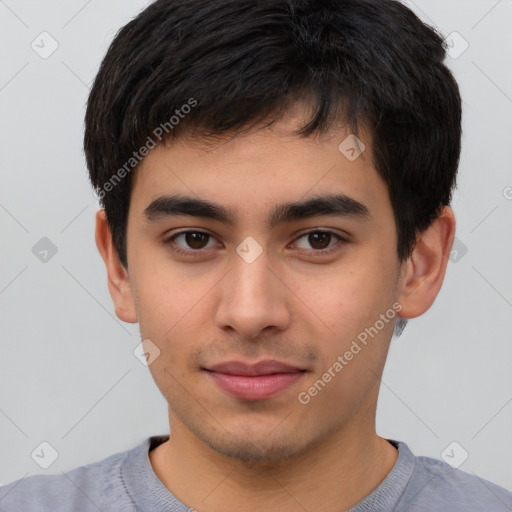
top-left (307, 232), bottom-right (332, 250)
top-left (294, 230), bottom-right (343, 253)
top-left (183, 232), bottom-right (210, 249)
top-left (165, 230), bottom-right (218, 254)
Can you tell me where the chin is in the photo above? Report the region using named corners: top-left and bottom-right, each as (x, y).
top-left (203, 432), bottom-right (310, 465)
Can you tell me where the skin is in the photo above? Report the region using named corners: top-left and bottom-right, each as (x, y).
top-left (95, 110), bottom-right (455, 512)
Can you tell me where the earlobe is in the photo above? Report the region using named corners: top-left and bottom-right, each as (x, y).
top-left (95, 209), bottom-right (138, 323)
top-left (397, 206), bottom-right (456, 319)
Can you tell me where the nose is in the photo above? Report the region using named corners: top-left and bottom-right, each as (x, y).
top-left (214, 246), bottom-right (292, 340)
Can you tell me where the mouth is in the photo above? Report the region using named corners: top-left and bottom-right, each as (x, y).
top-left (203, 360), bottom-right (307, 401)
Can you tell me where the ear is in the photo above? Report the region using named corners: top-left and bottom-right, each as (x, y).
top-left (95, 209), bottom-right (138, 323)
top-left (397, 206), bottom-right (456, 319)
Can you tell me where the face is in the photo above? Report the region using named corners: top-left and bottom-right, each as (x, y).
top-left (122, 115), bottom-right (405, 463)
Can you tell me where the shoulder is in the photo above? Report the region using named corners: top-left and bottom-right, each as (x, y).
top-left (396, 445), bottom-right (512, 511)
top-left (0, 440), bottom-right (146, 512)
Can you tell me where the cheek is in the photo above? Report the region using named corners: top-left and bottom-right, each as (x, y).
top-left (131, 263), bottom-right (214, 371)
top-left (292, 256), bottom-right (396, 338)
top-left (143, 313), bottom-right (203, 400)
top-left (132, 256), bottom-right (218, 336)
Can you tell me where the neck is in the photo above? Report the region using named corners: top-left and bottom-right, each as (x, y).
top-left (150, 415), bottom-right (398, 512)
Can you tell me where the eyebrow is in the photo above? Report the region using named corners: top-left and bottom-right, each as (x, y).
top-left (143, 193), bottom-right (370, 228)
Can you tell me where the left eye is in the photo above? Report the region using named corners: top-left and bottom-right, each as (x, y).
top-left (293, 231), bottom-right (343, 252)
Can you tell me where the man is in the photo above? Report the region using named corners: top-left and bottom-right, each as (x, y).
top-left (1, 0), bottom-right (511, 510)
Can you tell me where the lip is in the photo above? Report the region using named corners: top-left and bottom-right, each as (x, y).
top-left (204, 360), bottom-right (306, 400)
top-left (206, 360), bottom-right (304, 376)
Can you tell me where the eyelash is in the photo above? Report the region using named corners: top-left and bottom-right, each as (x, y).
top-left (163, 229), bottom-right (347, 257)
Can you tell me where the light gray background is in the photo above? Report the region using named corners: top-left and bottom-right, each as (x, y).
top-left (1, 0), bottom-right (511, 492)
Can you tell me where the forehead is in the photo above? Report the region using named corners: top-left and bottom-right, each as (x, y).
top-left (129, 119), bottom-right (390, 227)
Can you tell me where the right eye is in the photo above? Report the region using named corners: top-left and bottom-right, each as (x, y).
top-left (163, 230), bottom-right (221, 255)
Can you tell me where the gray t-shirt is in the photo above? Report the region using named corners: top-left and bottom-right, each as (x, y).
top-left (1, 435), bottom-right (511, 511)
